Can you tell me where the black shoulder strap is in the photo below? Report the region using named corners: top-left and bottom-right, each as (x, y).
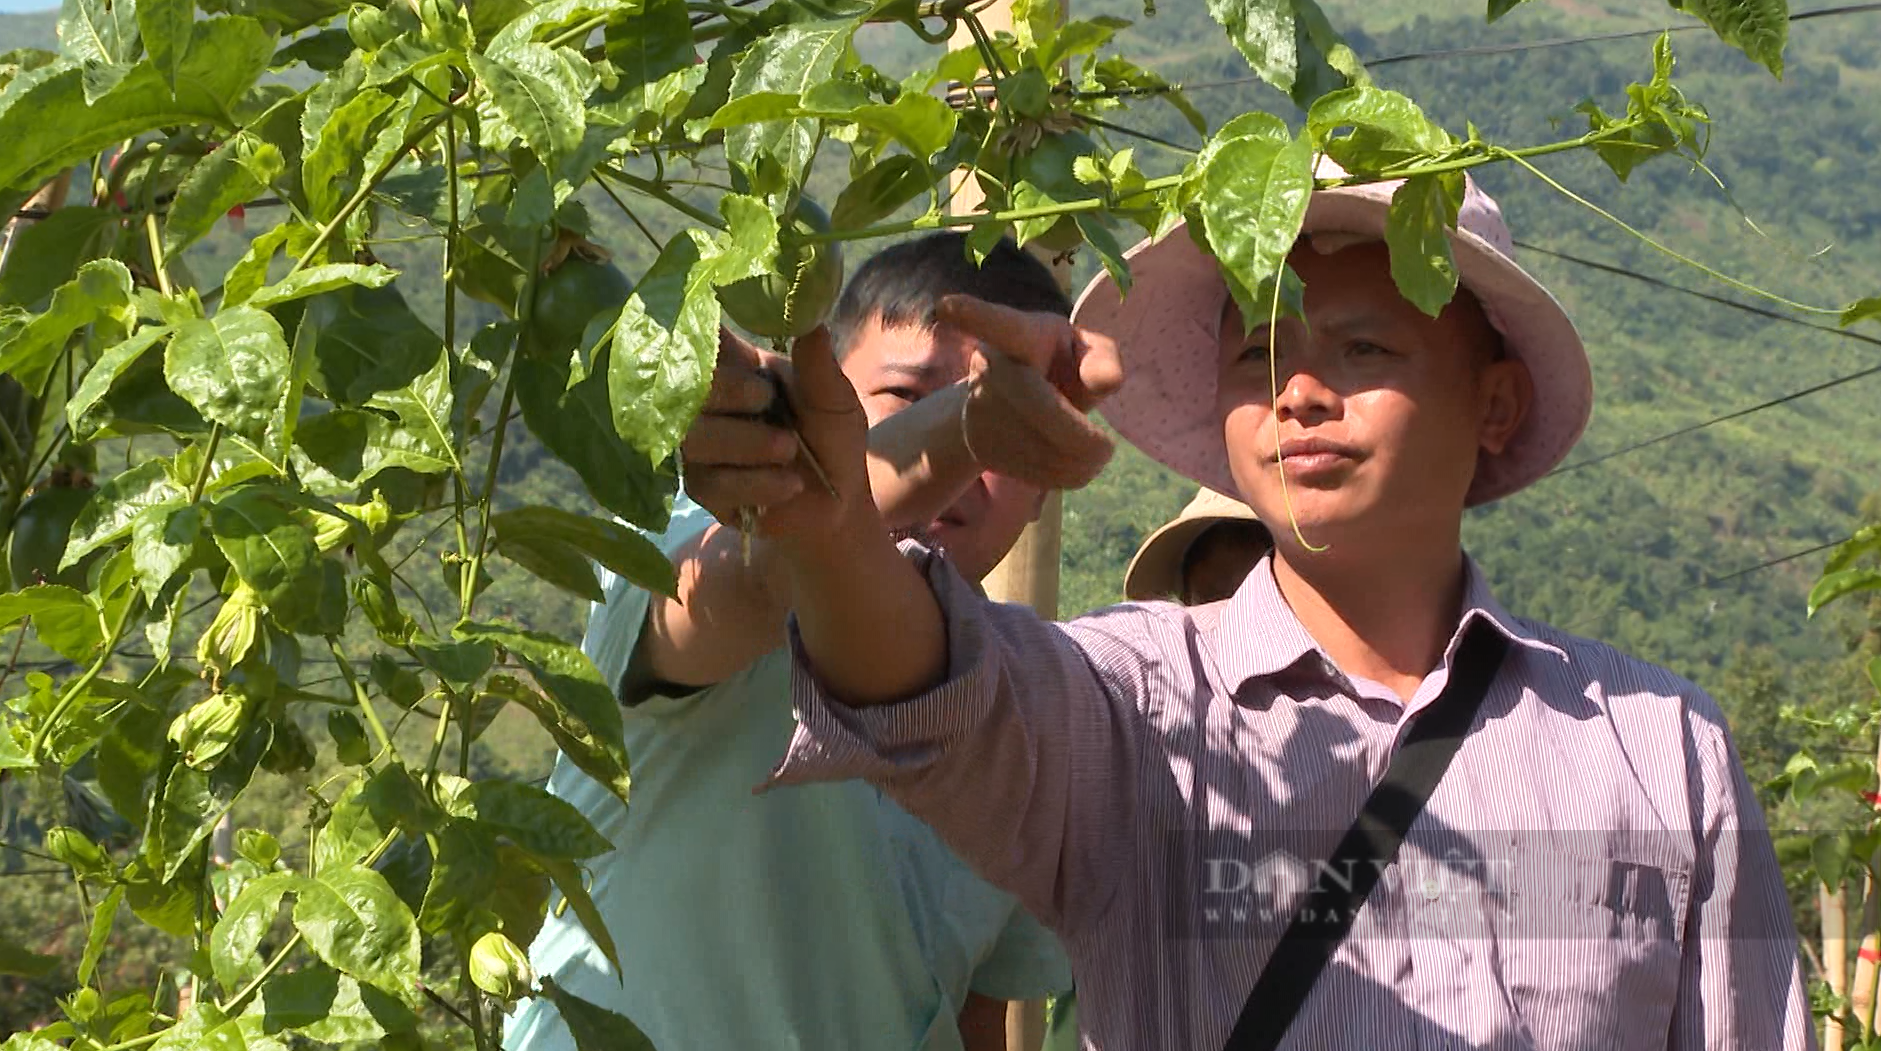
top-left (1222, 622), bottom-right (1512, 1051)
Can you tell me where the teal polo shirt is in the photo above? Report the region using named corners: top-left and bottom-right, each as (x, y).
top-left (503, 492), bottom-right (1070, 1051)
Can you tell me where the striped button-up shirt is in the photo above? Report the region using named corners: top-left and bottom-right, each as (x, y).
top-left (769, 549), bottom-right (1814, 1050)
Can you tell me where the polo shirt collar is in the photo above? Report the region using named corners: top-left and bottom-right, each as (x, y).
top-left (1214, 553), bottom-right (1567, 696)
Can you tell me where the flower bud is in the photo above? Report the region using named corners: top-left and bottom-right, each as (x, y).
top-left (169, 688), bottom-right (253, 770)
top-left (468, 931), bottom-right (534, 1003)
top-left (197, 587), bottom-right (262, 678)
top-left (44, 826), bottom-right (110, 879)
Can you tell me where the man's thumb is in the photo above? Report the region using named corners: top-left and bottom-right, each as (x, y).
top-left (787, 325), bottom-right (859, 420)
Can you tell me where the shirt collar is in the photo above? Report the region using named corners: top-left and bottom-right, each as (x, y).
top-left (1214, 553), bottom-right (1568, 696)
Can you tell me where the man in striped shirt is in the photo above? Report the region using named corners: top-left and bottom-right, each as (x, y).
top-left (681, 172), bottom-right (1814, 1048)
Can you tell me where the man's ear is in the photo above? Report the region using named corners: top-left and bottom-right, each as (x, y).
top-left (1478, 358), bottom-right (1532, 456)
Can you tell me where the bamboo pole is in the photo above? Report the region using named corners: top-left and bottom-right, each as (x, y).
top-left (1825, 881), bottom-right (1850, 1051)
top-left (947, 9), bottom-right (1069, 1050)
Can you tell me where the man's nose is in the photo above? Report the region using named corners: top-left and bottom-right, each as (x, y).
top-left (1273, 364), bottom-right (1339, 425)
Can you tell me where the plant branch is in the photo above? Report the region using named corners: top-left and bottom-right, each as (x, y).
top-left (29, 597), bottom-right (138, 763)
top-left (598, 166), bottom-right (723, 231)
top-left (289, 111), bottom-right (453, 279)
top-left (328, 636), bottom-right (395, 760)
top-left (187, 424), bottom-right (224, 504)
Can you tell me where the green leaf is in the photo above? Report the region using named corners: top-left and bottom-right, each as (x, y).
top-left (1488, 0), bottom-right (1535, 19)
top-left (212, 870), bottom-right (299, 992)
top-left (608, 229), bottom-right (725, 466)
top-left (139, 0), bottom-right (192, 89)
top-left (471, 45), bottom-right (587, 172)
top-left (1305, 85), bottom-right (1450, 173)
top-left (455, 622), bottom-right (632, 809)
top-left (1815, 830), bottom-right (1852, 889)
top-left (249, 264), bottom-right (398, 313)
top-left (165, 306), bottom-right (290, 446)
top-left (363, 346), bottom-right (459, 471)
top-left (76, 884), bottom-right (123, 986)
top-left (494, 531), bottom-right (604, 602)
top-left (129, 503), bottom-right (200, 602)
top-left (0, 937), bottom-right (60, 977)
top-left (270, 27), bottom-right (350, 72)
top-left (1206, 0), bottom-right (1295, 94)
top-left (1843, 297), bottom-right (1881, 328)
top-left (64, 456), bottom-right (185, 568)
top-left (0, 206), bottom-right (119, 307)
top-left (490, 0), bottom-right (637, 57)
top-left (1825, 525), bottom-right (1881, 575)
top-left (488, 842), bottom-right (552, 945)
top-left (1809, 568), bottom-right (1881, 617)
top-left (1672, 0), bottom-right (1788, 77)
top-left (302, 87), bottom-right (399, 221)
top-left (444, 778), bottom-right (611, 859)
top-left (593, 0), bottom-right (699, 133)
top-left (1195, 119), bottom-right (1315, 333)
top-left (0, 258), bottom-right (134, 395)
top-left (315, 764), bottom-right (440, 874)
top-left (830, 154), bottom-right (929, 231)
top-left (535, 853), bottom-right (621, 977)
top-left (1383, 172), bottom-right (1464, 319)
top-left (0, 585), bottom-right (104, 661)
top-left (725, 16), bottom-right (860, 186)
top-left (147, 721), bottom-right (272, 880)
top-left (536, 977), bottom-right (658, 1051)
top-left (417, 820), bottom-right (498, 936)
top-left (492, 506), bottom-right (678, 596)
top-left (518, 340), bottom-right (675, 530)
top-left (222, 222), bottom-right (297, 308)
top-left (58, 0), bottom-right (141, 102)
top-left (165, 136), bottom-right (287, 256)
top-left (248, 965), bottom-right (418, 1042)
top-left (209, 487), bottom-right (319, 607)
top-left (0, 17), bottom-right (277, 195)
top-left (299, 282), bottom-right (439, 406)
top-left (69, 326), bottom-right (172, 439)
top-left (292, 864), bottom-right (422, 999)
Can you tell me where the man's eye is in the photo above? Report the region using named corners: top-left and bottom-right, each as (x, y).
top-left (879, 387), bottom-right (920, 403)
top-left (1237, 342), bottom-right (1271, 363)
top-left (1351, 341), bottom-right (1393, 357)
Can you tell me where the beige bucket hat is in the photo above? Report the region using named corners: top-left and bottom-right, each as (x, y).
top-left (1123, 487), bottom-right (1271, 601)
top-left (1072, 163), bottom-right (1591, 506)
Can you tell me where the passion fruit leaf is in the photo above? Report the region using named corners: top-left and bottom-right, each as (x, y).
top-left (0, 17), bottom-right (276, 198)
top-left (248, 966), bottom-right (420, 1043)
top-left (0, 259), bottom-right (135, 396)
top-left (209, 487), bottom-right (320, 606)
top-left (247, 263), bottom-right (396, 312)
top-left (715, 89), bottom-right (957, 160)
top-left (304, 88), bottom-right (399, 221)
top-left (147, 719), bottom-right (273, 881)
top-left (537, 977), bottom-right (658, 1051)
top-left (455, 623), bottom-right (633, 808)
top-left (1206, 0), bottom-right (1297, 94)
top-left (492, 505), bottom-right (678, 596)
top-left (515, 352), bottom-right (674, 529)
top-left (607, 229), bottom-right (729, 464)
top-left (165, 306), bottom-right (291, 445)
top-left (291, 864), bottom-right (422, 999)
top-left (212, 870), bottom-right (300, 992)
top-left (1673, 0), bottom-right (1787, 76)
top-left (0, 585), bottom-right (103, 661)
top-left (138, 0), bottom-right (192, 89)
top-left (831, 154), bottom-right (929, 230)
top-left (1304, 86), bottom-right (1451, 173)
top-left (1845, 298), bottom-right (1881, 328)
top-left (417, 820), bottom-right (498, 937)
top-left (58, 0), bottom-right (140, 102)
top-left (443, 778), bottom-right (611, 860)
top-left (1384, 171), bottom-right (1464, 319)
top-left (470, 45), bottom-right (589, 175)
top-left (129, 502), bottom-right (201, 602)
top-left (75, 883), bottom-right (123, 988)
top-left (535, 853), bottom-right (622, 977)
top-left (165, 135), bottom-right (287, 257)
top-left (725, 15), bottom-right (862, 186)
top-left (494, 530), bottom-right (605, 602)
top-left (0, 205), bottom-right (118, 307)
top-left (64, 457), bottom-right (183, 567)
top-left (1194, 117), bottom-right (1314, 334)
top-left (302, 284), bottom-right (441, 407)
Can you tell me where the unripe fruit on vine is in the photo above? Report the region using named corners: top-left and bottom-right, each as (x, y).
top-left (531, 255), bottom-right (633, 360)
top-left (45, 826), bottom-right (109, 877)
top-left (1029, 215), bottom-right (1083, 254)
top-left (717, 198), bottom-right (844, 341)
top-left (468, 931), bottom-right (535, 1003)
top-left (262, 718), bottom-right (316, 775)
top-left (8, 484), bottom-right (95, 589)
top-left (328, 709), bottom-right (372, 766)
top-left (169, 689), bottom-right (253, 771)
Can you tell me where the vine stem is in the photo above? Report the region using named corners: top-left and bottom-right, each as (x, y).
top-left (288, 112), bottom-right (453, 280)
top-left (1498, 149), bottom-right (1844, 317)
top-left (142, 213), bottom-right (176, 298)
top-left (598, 167), bottom-right (724, 231)
top-left (28, 596), bottom-right (138, 763)
top-left (187, 423), bottom-right (224, 504)
top-left (440, 111), bottom-right (476, 619)
top-left (328, 636), bottom-right (396, 759)
top-left (463, 225), bottom-right (539, 620)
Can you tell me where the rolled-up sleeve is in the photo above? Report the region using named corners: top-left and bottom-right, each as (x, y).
top-left (766, 543), bottom-right (1155, 936)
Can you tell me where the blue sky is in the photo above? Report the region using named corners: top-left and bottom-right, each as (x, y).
top-left (0, 0), bottom-right (53, 13)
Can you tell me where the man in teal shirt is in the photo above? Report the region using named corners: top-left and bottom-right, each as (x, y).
top-left (504, 235), bottom-right (1118, 1051)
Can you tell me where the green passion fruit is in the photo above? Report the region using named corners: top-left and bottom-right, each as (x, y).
top-left (717, 198), bottom-right (844, 341)
top-left (530, 255), bottom-right (634, 358)
top-left (8, 485), bottom-right (96, 588)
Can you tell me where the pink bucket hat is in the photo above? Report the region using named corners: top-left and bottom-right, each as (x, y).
top-left (1071, 165), bottom-right (1591, 506)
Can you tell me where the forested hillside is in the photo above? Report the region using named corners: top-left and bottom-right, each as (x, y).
top-left (4, 0), bottom-right (1881, 1031)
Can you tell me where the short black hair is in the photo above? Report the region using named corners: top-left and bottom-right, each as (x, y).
top-left (829, 233), bottom-right (1072, 355)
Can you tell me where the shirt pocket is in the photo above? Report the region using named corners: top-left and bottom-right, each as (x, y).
top-left (1491, 847), bottom-right (1691, 1051)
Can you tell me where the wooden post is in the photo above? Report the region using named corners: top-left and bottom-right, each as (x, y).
top-left (949, 8), bottom-right (1069, 1050)
top-left (1825, 881), bottom-right (1850, 1051)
